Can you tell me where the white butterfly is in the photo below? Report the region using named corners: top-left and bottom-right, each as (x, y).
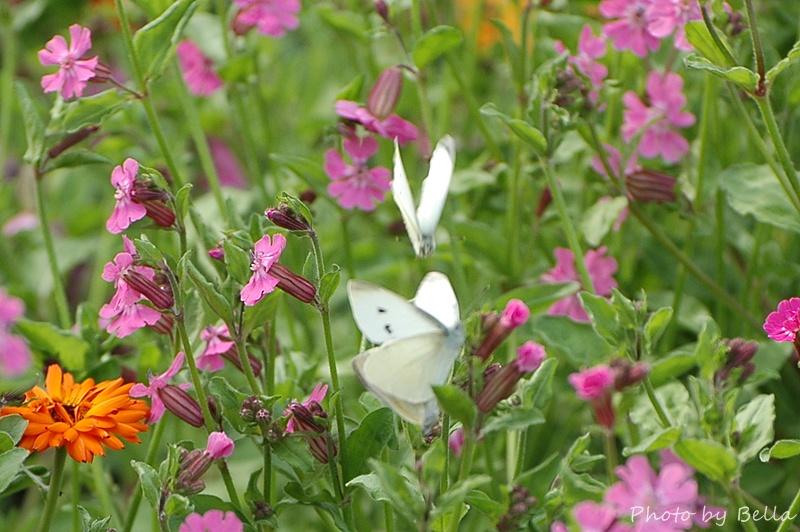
top-left (348, 272), bottom-right (464, 432)
top-left (392, 135), bottom-right (456, 258)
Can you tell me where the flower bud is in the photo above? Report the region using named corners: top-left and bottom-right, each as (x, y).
top-left (610, 359), bottom-right (650, 390)
top-left (535, 187), bottom-right (552, 217)
top-left (158, 384), bottom-right (205, 427)
top-left (150, 313), bottom-right (174, 335)
top-left (253, 501), bottom-right (274, 520)
top-left (625, 169), bottom-right (677, 203)
top-left (88, 61), bottom-right (113, 85)
top-left (374, 0), bottom-right (390, 24)
top-left (368, 67), bottom-right (403, 119)
top-left (266, 205), bottom-right (311, 232)
top-left (123, 270), bottom-right (174, 310)
top-left (299, 189), bottom-right (317, 204)
top-left (208, 245), bottom-right (225, 261)
top-left (270, 263), bottom-right (317, 304)
top-left (474, 300), bottom-right (530, 361)
top-left (449, 427), bottom-right (465, 456)
top-left (206, 431), bottom-right (234, 459)
top-left (48, 126), bottom-right (99, 159)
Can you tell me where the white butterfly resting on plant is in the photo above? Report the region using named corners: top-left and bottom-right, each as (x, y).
top-left (347, 272), bottom-right (464, 432)
top-left (392, 135), bottom-right (456, 258)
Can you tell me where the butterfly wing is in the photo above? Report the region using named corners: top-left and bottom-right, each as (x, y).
top-left (347, 279), bottom-right (443, 345)
top-left (352, 330), bottom-right (463, 431)
top-left (414, 135), bottom-right (456, 257)
top-left (413, 271), bottom-right (460, 331)
top-left (391, 138), bottom-right (423, 257)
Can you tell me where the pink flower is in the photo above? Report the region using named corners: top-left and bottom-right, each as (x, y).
top-left (600, 0), bottom-right (661, 57)
top-left (206, 431), bottom-right (235, 459)
top-left (568, 365), bottom-right (615, 401)
top-left (500, 299), bottom-right (530, 329)
top-left (573, 501), bottom-right (628, 532)
top-left (38, 24), bottom-right (99, 99)
top-left (647, 0), bottom-right (701, 51)
top-left (592, 144), bottom-right (639, 179)
top-left (325, 135), bottom-right (392, 211)
top-left (541, 247), bottom-right (619, 322)
top-left (233, 0), bottom-right (300, 38)
top-left (99, 292), bottom-right (163, 337)
top-left (197, 324), bottom-right (235, 372)
top-left (514, 341), bottom-right (546, 373)
top-left (449, 427), bottom-right (465, 456)
top-left (240, 233), bottom-right (287, 306)
top-left (334, 100), bottom-right (418, 145)
top-left (284, 382), bottom-right (328, 434)
top-left (2, 212), bottom-right (38, 236)
top-left (555, 25), bottom-right (608, 102)
top-left (0, 332), bottom-right (32, 377)
top-left (605, 454), bottom-right (703, 530)
top-left (0, 288), bottom-right (25, 328)
top-left (106, 158), bottom-right (147, 234)
top-left (130, 352), bottom-right (190, 424)
top-left (179, 510), bottom-right (243, 532)
top-left (622, 71), bottom-right (695, 163)
top-left (209, 137), bottom-right (247, 188)
top-left (764, 297), bottom-right (800, 342)
top-left (176, 40), bottom-right (223, 96)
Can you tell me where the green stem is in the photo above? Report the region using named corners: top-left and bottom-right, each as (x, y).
top-left (775, 484), bottom-right (800, 532)
top-left (730, 485), bottom-right (760, 532)
top-left (446, 436), bottom-right (475, 532)
top-left (743, 0), bottom-right (766, 88)
top-left (505, 143), bottom-right (523, 282)
top-left (700, 3), bottom-right (737, 68)
top-left (627, 202), bottom-right (762, 330)
top-left (603, 427), bottom-right (617, 483)
top-left (92, 459), bottom-right (121, 527)
top-left (36, 447), bottom-right (67, 532)
top-left (172, 61), bottom-right (230, 225)
top-left (754, 96), bottom-right (800, 210)
top-left (0, 6), bottom-right (15, 178)
top-left (35, 177), bottom-right (71, 329)
top-left (122, 418), bottom-right (167, 532)
top-left (72, 460), bottom-right (80, 531)
top-left (176, 319), bottom-right (215, 428)
top-left (232, 317), bottom-right (263, 395)
top-left (642, 377), bottom-right (671, 428)
top-left (539, 156), bottom-right (596, 294)
top-left (339, 215), bottom-right (355, 280)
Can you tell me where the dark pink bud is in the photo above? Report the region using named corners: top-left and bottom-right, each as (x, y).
top-left (626, 169), bottom-right (677, 203)
top-left (610, 359), bottom-right (650, 391)
top-left (208, 245), bottom-right (225, 261)
top-left (501, 300), bottom-right (529, 329)
top-left (266, 205), bottom-right (311, 232)
top-left (271, 263), bottom-right (317, 304)
top-left (158, 384), bottom-right (205, 427)
top-left (535, 187), bottom-right (552, 217)
top-left (298, 189), bottom-right (317, 204)
top-left (88, 61), bottom-right (113, 85)
top-left (150, 313), bottom-right (173, 335)
top-left (48, 126), bottom-right (99, 159)
top-left (123, 270), bottom-right (174, 310)
top-left (374, 0), bottom-right (390, 23)
top-left (368, 67), bottom-right (403, 119)
top-left (142, 200), bottom-right (176, 228)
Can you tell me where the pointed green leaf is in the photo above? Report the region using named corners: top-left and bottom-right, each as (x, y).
top-left (432, 384), bottom-right (477, 430)
top-left (684, 54), bottom-right (758, 91)
top-left (133, 0), bottom-right (200, 81)
top-left (480, 103), bottom-right (546, 152)
top-left (760, 439), bottom-right (800, 461)
top-left (579, 292), bottom-right (619, 344)
top-left (581, 196), bottom-right (628, 247)
top-left (719, 163), bottom-right (800, 233)
top-left (734, 394), bottom-right (774, 463)
top-left (343, 408), bottom-right (395, 482)
top-left (684, 21), bottom-right (732, 69)
top-left (431, 475), bottom-right (492, 517)
top-left (46, 150), bottom-right (112, 170)
top-left (767, 39), bottom-right (800, 84)
top-left (319, 266), bottom-right (340, 306)
top-left (15, 82), bottom-right (45, 166)
top-left (0, 448), bottom-right (29, 495)
top-left (184, 260), bottom-right (233, 322)
top-left (674, 439), bottom-right (738, 482)
top-left (223, 240), bottom-right (252, 285)
top-left (47, 89), bottom-right (131, 134)
top-left (0, 415), bottom-right (27, 446)
top-left (413, 26), bottom-right (463, 69)
top-left (130, 460), bottom-right (161, 511)
top-left (622, 427), bottom-right (682, 456)
top-left (481, 407), bottom-right (545, 434)
top-left (644, 306), bottom-right (673, 353)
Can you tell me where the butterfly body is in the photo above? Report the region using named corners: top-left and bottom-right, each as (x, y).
top-left (348, 272), bottom-right (463, 432)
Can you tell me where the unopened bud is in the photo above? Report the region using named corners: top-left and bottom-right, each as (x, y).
top-left (89, 61), bottom-right (113, 85)
top-left (48, 126), bottom-right (99, 159)
top-left (625, 169), bottom-right (676, 203)
top-left (266, 205), bottom-right (311, 232)
top-left (159, 384), bottom-right (205, 427)
top-left (374, 0), bottom-right (390, 24)
top-left (610, 359), bottom-right (650, 391)
top-left (150, 313), bottom-right (173, 335)
top-left (208, 244), bottom-right (225, 261)
top-left (368, 67), bottom-right (403, 119)
top-left (123, 270), bottom-right (174, 310)
top-left (271, 263), bottom-right (317, 303)
top-left (299, 189), bottom-right (317, 204)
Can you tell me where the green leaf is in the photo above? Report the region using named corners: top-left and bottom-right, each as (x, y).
top-left (316, 5), bottom-right (368, 42)
top-left (15, 320), bottom-right (90, 370)
top-left (532, 315), bottom-right (613, 367)
top-left (242, 293), bottom-right (280, 338)
top-left (719, 163), bottom-right (800, 233)
top-left (579, 292), bottom-right (619, 345)
top-left (0, 415), bottom-right (27, 445)
top-left (184, 260), bottom-right (233, 323)
top-left (133, 237), bottom-right (166, 268)
top-left (684, 54), bottom-right (758, 91)
top-left (759, 439), bottom-right (800, 461)
top-left (432, 385), bottom-right (477, 430)
top-left (413, 26), bottom-right (463, 69)
top-left (334, 75), bottom-right (364, 103)
top-left (319, 266), bottom-right (340, 306)
top-left (479, 103), bottom-right (547, 153)
top-left (0, 448), bottom-right (29, 495)
top-left (46, 150), bottom-right (112, 170)
top-left (79, 506), bottom-right (112, 532)
top-left (16, 82), bottom-right (45, 166)
top-left (130, 460), bottom-right (161, 511)
top-left (343, 408), bottom-right (395, 482)
top-left (47, 90), bottom-right (131, 134)
top-left (281, 483), bottom-right (348, 530)
top-left (734, 394), bottom-right (775, 463)
top-left (175, 184), bottom-right (192, 223)
top-left (0, 433), bottom-right (14, 454)
top-left (767, 39), bottom-right (800, 84)
top-left (674, 439), bottom-right (739, 482)
top-left (494, 282), bottom-right (579, 316)
top-left (581, 196), bottom-right (628, 247)
top-left (463, 489), bottom-right (506, 520)
top-left (133, 0), bottom-right (200, 81)
top-left (223, 240), bottom-right (252, 285)
top-left (431, 475), bottom-right (491, 517)
top-left (684, 21), bottom-right (732, 69)
top-left (644, 306), bottom-right (673, 354)
top-left (272, 438), bottom-right (315, 474)
top-left (362, 460), bottom-right (425, 523)
top-left (481, 407), bottom-right (545, 434)
top-left (622, 427), bottom-right (682, 456)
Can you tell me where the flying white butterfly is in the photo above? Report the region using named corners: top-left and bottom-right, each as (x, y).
top-left (347, 272), bottom-right (464, 432)
top-left (392, 135), bottom-right (456, 258)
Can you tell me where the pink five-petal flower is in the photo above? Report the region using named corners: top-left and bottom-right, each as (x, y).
top-left (325, 135), bottom-right (392, 211)
top-left (600, 0), bottom-right (661, 57)
top-left (568, 365), bottom-right (616, 401)
top-left (38, 24), bottom-right (99, 99)
top-left (206, 431), bottom-right (235, 459)
top-left (197, 324), bottom-right (236, 371)
top-left (107, 158), bottom-right (147, 234)
top-left (179, 510), bottom-right (243, 532)
top-left (554, 25), bottom-right (608, 102)
top-left (334, 100), bottom-right (418, 145)
top-left (176, 40), bottom-right (223, 96)
top-left (284, 382), bottom-right (328, 434)
top-left (764, 297), bottom-right (800, 342)
top-left (130, 352), bottom-right (190, 424)
top-left (540, 247), bottom-right (619, 322)
top-left (647, 0), bottom-right (701, 51)
top-left (622, 71), bottom-right (695, 163)
top-left (573, 501), bottom-right (629, 532)
top-left (99, 290), bottom-right (162, 338)
top-left (233, 0), bottom-right (301, 38)
top-left (240, 233), bottom-right (287, 306)
top-left (605, 454), bottom-right (701, 530)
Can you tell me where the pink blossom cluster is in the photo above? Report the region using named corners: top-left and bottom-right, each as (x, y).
top-left (233, 0), bottom-right (301, 38)
top-left (0, 289), bottom-right (32, 376)
top-left (599, 0), bottom-right (701, 57)
top-left (554, 25), bottom-right (608, 104)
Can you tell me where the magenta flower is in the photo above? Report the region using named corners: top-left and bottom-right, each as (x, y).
top-left (605, 454), bottom-right (704, 530)
top-left (233, 0), bottom-right (300, 38)
top-left (476, 341), bottom-right (546, 412)
top-left (130, 352), bottom-right (189, 424)
top-left (0, 289), bottom-right (31, 376)
top-left (764, 297), bottom-right (800, 343)
top-left (568, 365), bottom-right (615, 401)
top-left (179, 510), bottom-right (243, 532)
top-left (206, 431), bottom-right (235, 459)
top-left (572, 501), bottom-right (629, 532)
top-left (176, 40), bottom-right (223, 97)
top-left (325, 135), bottom-right (392, 211)
top-left (107, 158), bottom-right (147, 234)
top-left (240, 233), bottom-right (287, 306)
top-left (334, 100), bottom-right (418, 145)
top-left (284, 382), bottom-right (328, 434)
top-left (600, 0), bottom-right (660, 57)
top-left (449, 427), bottom-right (465, 456)
top-left (622, 71), bottom-right (695, 163)
top-left (514, 341), bottom-right (546, 373)
top-left (198, 324), bottom-right (235, 372)
top-left (0, 288), bottom-right (25, 328)
top-left (554, 25), bottom-right (608, 102)
top-left (38, 24), bottom-right (99, 99)
top-left (500, 299), bottom-right (530, 329)
top-left (541, 247), bottom-right (619, 322)
top-left (474, 300), bottom-right (531, 361)
top-left (209, 137), bottom-right (247, 188)
top-left (99, 291), bottom-right (163, 337)
top-left (647, 0), bottom-right (701, 51)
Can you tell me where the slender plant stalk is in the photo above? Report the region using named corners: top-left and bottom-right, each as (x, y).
top-left (92, 459), bottom-right (121, 527)
top-left (0, 6), bottom-right (15, 178)
top-left (122, 418), bottom-right (168, 532)
top-left (36, 447), bottom-right (67, 532)
top-left (603, 428), bottom-right (617, 482)
top-left (743, 0), bottom-right (766, 87)
top-left (72, 460), bottom-right (80, 531)
top-left (35, 177), bottom-right (71, 329)
top-left (446, 436), bottom-right (475, 532)
top-left (642, 377), bottom-right (672, 428)
top-left (775, 484), bottom-right (800, 532)
top-left (754, 96), bottom-right (800, 206)
top-left (729, 485), bottom-right (760, 532)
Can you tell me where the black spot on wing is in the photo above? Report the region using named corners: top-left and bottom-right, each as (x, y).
top-left (384, 323), bottom-right (392, 334)
top-left (378, 307), bottom-right (387, 313)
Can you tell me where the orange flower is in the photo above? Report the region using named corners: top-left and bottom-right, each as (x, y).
top-left (456, 0), bottom-right (527, 53)
top-left (0, 364), bottom-right (149, 463)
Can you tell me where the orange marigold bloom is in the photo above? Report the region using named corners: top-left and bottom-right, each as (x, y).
top-left (0, 364), bottom-right (149, 463)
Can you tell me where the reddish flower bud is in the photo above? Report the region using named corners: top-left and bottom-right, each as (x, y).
top-left (474, 301), bottom-right (530, 361)
top-left (298, 189), bottom-right (317, 204)
top-left (535, 187), bottom-right (552, 217)
top-left (270, 263), bottom-right (317, 303)
top-left (122, 270), bottom-right (174, 310)
top-left (150, 313), bottom-right (174, 335)
top-left (610, 359), bottom-right (650, 391)
top-left (374, 0), bottom-right (390, 23)
top-left (158, 384), bottom-right (205, 427)
top-left (266, 205), bottom-right (311, 232)
top-left (368, 67), bottom-right (403, 119)
top-left (47, 126), bottom-right (99, 159)
top-left (286, 400), bottom-right (336, 464)
top-left (208, 244), bottom-right (225, 261)
top-left (625, 169), bottom-right (676, 203)
top-left (88, 61), bottom-right (113, 85)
